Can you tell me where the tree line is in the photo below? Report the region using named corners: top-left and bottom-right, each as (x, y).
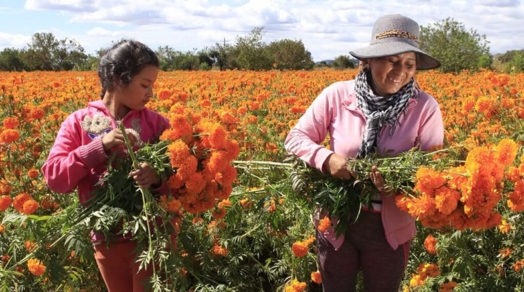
top-left (0, 19), bottom-right (522, 73)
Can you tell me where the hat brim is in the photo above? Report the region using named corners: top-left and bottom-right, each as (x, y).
top-left (350, 42), bottom-right (441, 70)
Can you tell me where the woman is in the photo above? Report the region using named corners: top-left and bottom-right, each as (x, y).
top-left (284, 14), bottom-right (444, 291)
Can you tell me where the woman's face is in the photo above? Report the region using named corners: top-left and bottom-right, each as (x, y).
top-left (367, 52), bottom-right (416, 96)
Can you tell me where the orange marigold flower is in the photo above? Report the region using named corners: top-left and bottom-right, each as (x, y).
top-left (159, 195), bottom-right (181, 212)
top-left (206, 151), bottom-right (229, 175)
top-left (27, 258), bottom-right (46, 276)
top-left (512, 259), bottom-right (524, 272)
top-left (13, 193), bottom-right (32, 213)
top-left (217, 199), bottom-right (232, 208)
top-left (175, 156), bottom-right (198, 181)
top-left (184, 172), bottom-right (206, 196)
top-left (30, 108), bottom-right (45, 120)
top-left (414, 167), bottom-right (446, 196)
top-left (499, 248), bottom-right (512, 258)
top-left (217, 165), bottom-right (237, 186)
top-left (317, 216), bottom-right (331, 232)
top-left (22, 199), bottom-right (39, 215)
top-left (0, 195), bottom-right (12, 211)
top-left (423, 234), bottom-right (437, 255)
top-left (211, 244), bottom-right (228, 256)
top-left (495, 139), bottom-right (518, 167)
top-left (27, 168), bottom-right (39, 179)
top-left (311, 271), bottom-right (322, 284)
top-left (418, 263), bottom-right (441, 278)
top-left (434, 187), bottom-right (460, 216)
top-left (292, 241), bottom-right (309, 257)
top-left (165, 115), bottom-right (193, 143)
top-left (167, 140), bottom-right (191, 165)
top-left (0, 224), bottom-right (5, 232)
top-left (3, 117), bottom-right (19, 129)
top-left (239, 198), bottom-right (253, 209)
top-left (440, 281), bottom-right (458, 291)
top-left (212, 207), bottom-right (227, 219)
top-left (0, 129), bottom-right (20, 144)
top-left (207, 123), bottom-right (227, 149)
top-left (25, 240), bottom-right (37, 252)
top-left (192, 217), bottom-right (203, 224)
top-left (225, 139), bottom-right (240, 161)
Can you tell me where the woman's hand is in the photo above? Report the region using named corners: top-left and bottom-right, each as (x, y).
top-left (370, 165), bottom-right (393, 194)
top-left (102, 128), bottom-right (138, 151)
top-left (323, 153), bottom-right (355, 180)
top-left (129, 162), bottom-right (161, 190)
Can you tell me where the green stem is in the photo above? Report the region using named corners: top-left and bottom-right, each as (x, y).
top-left (118, 123), bottom-right (156, 276)
top-left (234, 160), bottom-right (292, 167)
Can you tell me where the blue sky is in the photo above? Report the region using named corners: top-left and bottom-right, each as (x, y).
top-left (0, 0), bottom-right (522, 61)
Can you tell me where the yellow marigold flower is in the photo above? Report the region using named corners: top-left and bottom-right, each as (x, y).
top-left (409, 274), bottom-right (425, 287)
top-left (284, 279), bottom-right (307, 292)
top-left (498, 219), bottom-right (514, 234)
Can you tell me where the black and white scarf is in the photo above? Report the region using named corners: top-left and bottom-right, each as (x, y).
top-left (354, 69), bottom-right (415, 159)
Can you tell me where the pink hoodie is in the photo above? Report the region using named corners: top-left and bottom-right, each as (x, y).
top-left (42, 100), bottom-right (170, 205)
top-left (284, 80), bottom-right (444, 250)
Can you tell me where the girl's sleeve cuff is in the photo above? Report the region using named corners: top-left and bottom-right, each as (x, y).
top-left (78, 136), bottom-right (108, 168)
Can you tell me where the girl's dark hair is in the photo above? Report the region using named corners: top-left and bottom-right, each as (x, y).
top-left (97, 39), bottom-right (159, 97)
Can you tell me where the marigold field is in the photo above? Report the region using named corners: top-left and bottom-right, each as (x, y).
top-left (0, 69), bottom-right (523, 292)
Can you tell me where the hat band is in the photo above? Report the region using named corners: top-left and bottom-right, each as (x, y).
top-left (375, 30), bottom-right (419, 43)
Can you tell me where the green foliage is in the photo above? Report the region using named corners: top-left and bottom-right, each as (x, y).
top-left (22, 32), bottom-right (89, 71)
top-left (266, 39), bottom-right (314, 70)
top-left (332, 55), bottom-right (356, 70)
top-left (420, 18), bottom-right (490, 73)
top-left (170, 164), bottom-right (321, 292)
top-left (235, 27), bottom-right (272, 70)
top-left (499, 50), bottom-right (524, 73)
top-left (0, 48), bottom-right (25, 71)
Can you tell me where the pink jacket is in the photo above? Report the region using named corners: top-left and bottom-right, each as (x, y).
top-left (42, 100), bottom-right (170, 205)
top-left (284, 80), bottom-right (444, 250)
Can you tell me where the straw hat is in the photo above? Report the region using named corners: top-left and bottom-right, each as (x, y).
top-left (350, 14), bottom-right (441, 70)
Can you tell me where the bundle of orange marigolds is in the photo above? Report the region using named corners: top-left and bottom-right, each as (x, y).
top-left (160, 102), bottom-right (239, 215)
top-left (396, 138), bottom-right (522, 230)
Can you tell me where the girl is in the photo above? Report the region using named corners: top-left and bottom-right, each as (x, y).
top-left (42, 39), bottom-right (170, 292)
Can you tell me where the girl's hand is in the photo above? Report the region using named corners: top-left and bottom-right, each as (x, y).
top-left (102, 128), bottom-right (138, 151)
top-left (370, 165), bottom-right (393, 194)
top-left (129, 162), bottom-right (161, 190)
top-left (324, 153), bottom-right (356, 180)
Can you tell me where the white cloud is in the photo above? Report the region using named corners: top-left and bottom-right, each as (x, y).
top-left (10, 0), bottom-right (524, 60)
top-left (25, 0), bottom-right (96, 12)
top-left (86, 27), bottom-right (124, 37)
top-left (0, 33), bottom-right (31, 49)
